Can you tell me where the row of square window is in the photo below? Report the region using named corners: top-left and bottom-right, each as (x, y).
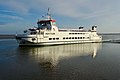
top-left (63, 37), bottom-right (89, 39)
top-left (49, 37), bottom-right (89, 40)
top-left (45, 33), bottom-right (86, 35)
top-left (49, 38), bottom-right (59, 40)
top-left (46, 33), bottom-right (85, 35)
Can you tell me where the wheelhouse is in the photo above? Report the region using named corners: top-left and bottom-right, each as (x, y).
top-left (37, 20), bottom-right (57, 30)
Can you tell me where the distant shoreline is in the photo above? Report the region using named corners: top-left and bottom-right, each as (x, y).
top-left (0, 34), bottom-right (15, 39)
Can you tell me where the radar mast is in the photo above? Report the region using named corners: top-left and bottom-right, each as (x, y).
top-left (47, 8), bottom-right (52, 20)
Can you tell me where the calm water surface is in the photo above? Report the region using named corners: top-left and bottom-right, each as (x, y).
top-left (0, 35), bottom-right (120, 80)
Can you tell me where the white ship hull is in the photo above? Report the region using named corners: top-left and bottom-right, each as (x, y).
top-left (16, 30), bottom-right (102, 46)
top-left (18, 41), bottom-right (100, 46)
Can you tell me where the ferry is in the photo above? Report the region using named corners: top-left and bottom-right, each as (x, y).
top-left (16, 9), bottom-right (102, 46)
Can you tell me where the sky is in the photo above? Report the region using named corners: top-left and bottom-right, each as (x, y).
top-left (0, 0), bottom-right (120, 34)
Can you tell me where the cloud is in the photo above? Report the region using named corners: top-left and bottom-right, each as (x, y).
top-left (35, 0), bottom-right (89, 18)
top-left (0, 0), bottom-right (120, 18)
top-left (0, 0), bottom-right (119, 19)
top-left (0, 22), bottom-right (8, 25)
top-left (0, 9), bottom-right (15, 13)
top-left (0, 0), bottom-right (29, 15)
top-left (0, 0), bottom-right (91, 17)
top-left (0, 0), bottom-right (120, 32)
top-left (0, 15), bottom-right (23, 20)
top-left (0, 9), bottom-right (23, 25)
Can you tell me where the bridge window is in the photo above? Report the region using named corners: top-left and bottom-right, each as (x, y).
top-left (38, 21), bottom-right (51, 30)
top-left (52, 22), bottom-right (57, 26)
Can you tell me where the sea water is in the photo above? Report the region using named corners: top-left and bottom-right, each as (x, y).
top-left (0, 35), bottom-right (120, 80)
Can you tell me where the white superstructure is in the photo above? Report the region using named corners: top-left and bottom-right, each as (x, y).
top-left (16, 9), bottom-right (102, 46)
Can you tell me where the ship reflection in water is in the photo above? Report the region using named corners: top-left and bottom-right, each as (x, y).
top-left (24, 43), bottom-right (102, 69)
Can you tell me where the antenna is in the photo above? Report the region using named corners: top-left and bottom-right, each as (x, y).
top-left (47, 8), bottom-right (50, 15)
top-left (47, 8), bottom-right (51, 20)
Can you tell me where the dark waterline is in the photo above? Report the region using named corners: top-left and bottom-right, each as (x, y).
top-left (0, 36), bottom-right (120, 80)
